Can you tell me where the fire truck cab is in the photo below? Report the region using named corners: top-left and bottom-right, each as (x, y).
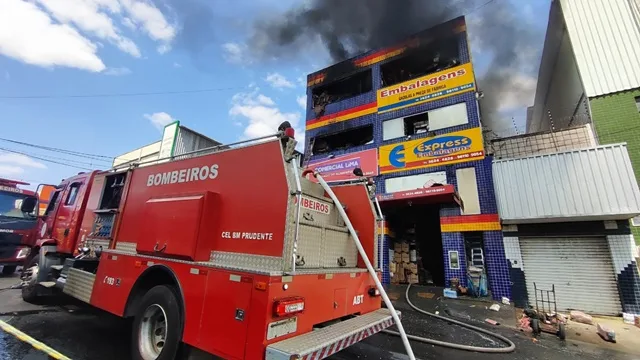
top-left (0, 178), bottom-right (41, 275)
top-left (21, 126), bottom-right (399, 360)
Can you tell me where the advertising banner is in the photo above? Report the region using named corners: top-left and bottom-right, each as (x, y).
top-left (376, 63), bottom-right (476, 114)
top-left (307, 149), bottom-right (378, 183)
top-left (376, 184), bottom-right (456, 202)
top-left (378, 127), bottom-right (485, 174)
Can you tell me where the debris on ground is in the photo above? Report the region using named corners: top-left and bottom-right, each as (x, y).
top-left (501, 297), bottom-right (510, 305)
top-left (489, 304), bottom-right (500, 312)
top-left (570, 310), bottom-right (594, 325)
top-left (417, 292), bottom-right (435, 299)
top-left (518, 315), bottom-right (533, 333)
top-left (485, 318), bottom-right (499, 325)
top-left (623, 313), bottom-right (635, 324)
top-left (443, 288), bottom-right (457, 299)
top-left (597, 322), bottom-right (616, 343)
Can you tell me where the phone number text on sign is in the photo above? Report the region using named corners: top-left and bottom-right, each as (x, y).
top-left (221, 231), bottom-right (274, 240)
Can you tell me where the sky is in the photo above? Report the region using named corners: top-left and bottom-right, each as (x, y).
top-left (0, 0), bottom-right (551, 190)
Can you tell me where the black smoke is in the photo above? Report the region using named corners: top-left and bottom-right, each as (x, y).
top-left (245, 0), bottom-right (542, 133)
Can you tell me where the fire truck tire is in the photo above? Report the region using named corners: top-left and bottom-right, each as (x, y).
top-left (21, 254), bottom-right (41, 303)
top-left (1, 266), bottom-right (16, 275)
top-left (131, 285), bottom-right (183, 360)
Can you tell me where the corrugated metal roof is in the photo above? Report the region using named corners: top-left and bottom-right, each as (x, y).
top-left (560, 0), bottom-right (640, 97)
top-left (492, 143), bottom-right (640, 223)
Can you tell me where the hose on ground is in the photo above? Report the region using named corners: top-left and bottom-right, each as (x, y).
top-left (382, 284), bottom-right (516, 353)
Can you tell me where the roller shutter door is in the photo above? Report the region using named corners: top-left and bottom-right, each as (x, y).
top-left (520, 237), bottom-right (622, 315)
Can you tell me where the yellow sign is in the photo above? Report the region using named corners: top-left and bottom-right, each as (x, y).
top-left (379, 127), bottom-right (485, 174)
top-left (376, 63), bottom-right (476, 113)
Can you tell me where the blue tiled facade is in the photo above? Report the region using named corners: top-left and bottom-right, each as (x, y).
top-left (304, 17), bottom-right (510, 300)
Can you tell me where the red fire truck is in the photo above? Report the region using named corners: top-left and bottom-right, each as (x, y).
top-left (0, 178), bottom-right (41, 275)
top-left (20, 126), bottom-right (404, 360)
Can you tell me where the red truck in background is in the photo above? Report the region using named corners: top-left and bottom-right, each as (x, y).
top-left (0, 178), bottom-right (44, 275)
top-left (19, 124), bottom-right (400, 360)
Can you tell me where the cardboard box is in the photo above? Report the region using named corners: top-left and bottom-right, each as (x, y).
top-left (407, 274), bottom-right (419, 284)
top-left (401, 242), bottom-right (410, 253)
top-left (396, 263), bottom-right (406, 283)
top-left (394, 243), bottom-right (403, 252)
top-left (389, 262), bottom-right (398, 274)
top-left (407, 263), bottom-right (418, 274)
top-left (401, 253), bottom-right (411, 263)
top-left (393, 253), bottom-right (402, 263)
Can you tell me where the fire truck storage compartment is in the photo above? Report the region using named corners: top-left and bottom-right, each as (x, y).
top-left (137, 191), bottom-right (219, 261)
top-left (295, 192), bottom-right (358, 269)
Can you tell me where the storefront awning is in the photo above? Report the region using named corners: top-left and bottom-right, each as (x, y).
top-left (376, 184), bottom-right (464, 208)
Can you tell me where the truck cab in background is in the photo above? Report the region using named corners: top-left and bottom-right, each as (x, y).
top-left (20, 171), bottom-right (97, 301)
top-left (0, 178), bottom-right (43, 276)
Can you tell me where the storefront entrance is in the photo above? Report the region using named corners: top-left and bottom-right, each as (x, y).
top-left (384, 203), bottom-right (445, 286)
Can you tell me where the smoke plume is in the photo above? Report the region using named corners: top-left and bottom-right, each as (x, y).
top-left (245, 0), bottom-right (541, 133)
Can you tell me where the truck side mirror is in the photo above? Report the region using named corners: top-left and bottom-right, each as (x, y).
top-left (21, 197), bottom-right (37, 214)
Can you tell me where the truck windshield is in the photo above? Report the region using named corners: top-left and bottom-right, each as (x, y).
top-left (0, 191), bottom-right (36, 219)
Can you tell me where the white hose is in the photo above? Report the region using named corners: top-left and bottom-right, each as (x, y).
top-left (382, 284), bottom-right (516, 353)
top-left (314, 173), bottom-right (416, 360)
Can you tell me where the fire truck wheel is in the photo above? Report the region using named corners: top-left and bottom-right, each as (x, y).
top-left (1, 265), bottom-right (16, 275)
top-left (132, 285), bottom-right (183, 360)
top-left (21, 254), bottom-right (41, 303)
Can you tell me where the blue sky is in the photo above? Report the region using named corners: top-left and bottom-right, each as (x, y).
top-left (0, 0), bottom-right (550, 190)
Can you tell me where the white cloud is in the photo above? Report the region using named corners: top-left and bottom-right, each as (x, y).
top-left (0, 153), bottom-right (47, 178)
top-left (222, 42), bottom-right (251, 65)
top-left (173, 62), bottom-right (181, 68)
top-left (36, 0), bottom-right (141, 58)
top-left (104, 67), bottom-right (131, 76)
top-left (144, 112), bottom-right (175, 130)
top-left (0, 165), bottom-right (25, 177)
top-left (0, 0), bottom-right (105, 72)
top-left (120, 0), bottom-right (176, 51)
top-left (229, 90), bottom-right (305, 150)
top-left (265, 73), bottom-right (295, 89)
top-left (0, 0), bottom-right (177, 73)
top-left (296, 95), bottom-right (306, 109)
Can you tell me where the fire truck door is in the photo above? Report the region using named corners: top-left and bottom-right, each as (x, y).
top-left (198, 271), bottom-right (253, 359)
top-left (50, 181), bottom-right (84, 252)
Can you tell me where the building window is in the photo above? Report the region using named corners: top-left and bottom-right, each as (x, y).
top-left (380, 35), bottom-right (461, 87)
top-left (384, 171), bottom-right (447, 194)
top-left (448, 251), bottom-right (460, 270)
top-left (382, 102), bottom-right (469, 141)
top-left (635, 96), bottom-right (640, 112)
top-left (455, 167), bottom-right (481, 215)
top-left (311, 70), bottom-right (372, 115)
top-left (312, 124), bottom-right (374, 154)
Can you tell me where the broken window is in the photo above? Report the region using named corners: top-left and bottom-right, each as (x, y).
top-left (383, 111), bottom-right (435, 140)
top-left (380, 36), bottom-right (461, 87)
top-left (311, 70), bottom-right (373, 116)
top-left (311, 125), bottom-right (374, 154)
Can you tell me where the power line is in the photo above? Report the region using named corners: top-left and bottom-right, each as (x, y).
top-left (0, 137), bottom-right (113, 162)
top-left (0, 147), bottom-right (96, 171)
top-left (0, 86), bottom-right (243, 100)
top-left (0, 148), bottom-right (107, 168)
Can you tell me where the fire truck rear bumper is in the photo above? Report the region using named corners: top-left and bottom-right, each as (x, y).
top-left (265, 308), bottom-right (398, 360)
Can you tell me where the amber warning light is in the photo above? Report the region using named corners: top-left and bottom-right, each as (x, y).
top-left (273, 297), bottom-right (305, 317)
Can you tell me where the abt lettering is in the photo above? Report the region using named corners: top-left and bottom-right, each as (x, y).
top-left (147, 164), bottom-right (219, 187)
top-left (353, 295), bottom-right (364, 305)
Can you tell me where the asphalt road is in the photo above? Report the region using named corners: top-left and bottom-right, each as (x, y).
top-left (0, 272), bottom-right (638, 360)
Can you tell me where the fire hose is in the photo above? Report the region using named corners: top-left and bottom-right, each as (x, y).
top-left (311, 171), bottom-right (515, 357)
top-left (382, 283), bottom-right (516, 353)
